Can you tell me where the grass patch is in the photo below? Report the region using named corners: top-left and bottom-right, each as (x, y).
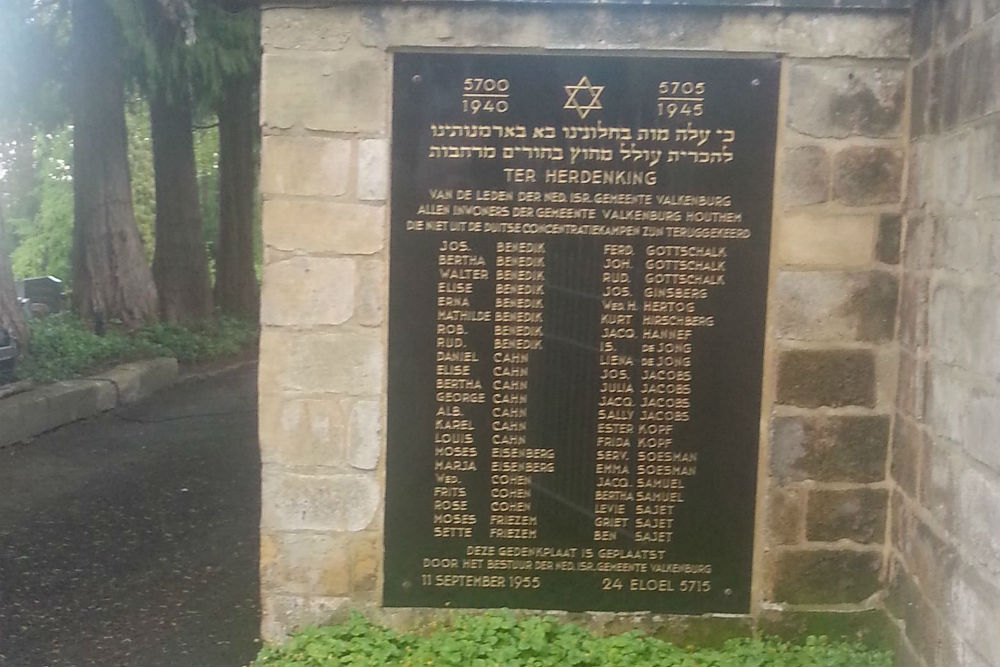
top-left (17, 313), bottom-right (257, 383)
top-left (252, 611), bottom-right (894, 667)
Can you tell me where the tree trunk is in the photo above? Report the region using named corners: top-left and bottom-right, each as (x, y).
top-left (214, 68), bottom-right (259, 320)
top-left (70, 0), bottom-right (158, 330)
top-left (0, 207), bottom-right (29, 344)
top-left (149, 85), bottom-right (213, 324)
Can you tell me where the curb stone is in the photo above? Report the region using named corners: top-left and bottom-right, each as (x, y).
top-left (0, 357), bottom-right (179, 448)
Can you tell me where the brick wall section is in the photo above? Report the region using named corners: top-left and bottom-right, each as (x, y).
top-left (257, 1), bottom-right (909, 641)
top-left (762, 53), bottom-right (905, 634)
top-left (886, 1), bottom-right (1000, 665)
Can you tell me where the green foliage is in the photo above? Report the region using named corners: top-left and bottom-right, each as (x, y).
top-left (17, 312), bottom-right (256, 383)
top-left (252, 611), bottom-right (894, 667)
top-left (10, 128), bottom-right (74, 280)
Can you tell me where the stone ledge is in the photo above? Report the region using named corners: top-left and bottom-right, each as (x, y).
top-left (0, 358), bottom-right (179, 448)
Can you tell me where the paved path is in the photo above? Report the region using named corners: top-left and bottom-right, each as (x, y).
top-left (0, 364), bottom-right (260, 667)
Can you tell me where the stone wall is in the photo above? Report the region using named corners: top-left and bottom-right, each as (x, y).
top-left (257, 0), bottom-right (910, 642)
top-left (886, 1), bottom-right (1000, 665)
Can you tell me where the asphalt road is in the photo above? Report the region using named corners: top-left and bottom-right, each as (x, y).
top-left (0, 364), bottom-right (261, 667)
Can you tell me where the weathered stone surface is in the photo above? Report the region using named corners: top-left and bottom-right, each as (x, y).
top-left (262, 50), bottom-right (387, 132)
top-left (787, 63), bottom-right (905, 138)
top-left (781, 146), bottom-right (829, 206)
top-left (951, 566), bottom-right (1000, 663)
top-left (806, 487), bottom-right (888, 543)
top-left (969, 117), bottom-right (1000, 199)
top-left (259, 395), bottom-right (347, 468)
top-left (262, 9), bottom-right (355, 51)
top-left (261, 256), bottom-right (357, 327)
top-left (261, 468), bottom-right (381, 532)
top-left (767, 485), bottom-right (804, 545)
top-left (261, 136), bottom-right (351, 198)
top-left (910, 58), bottom-right (930, 138)
top-left (957, 464), bottom-right (1000, 572)
top-left (358, 139), bottom-right (389, 201)
top-left (353, 258), bottom-right (386, 326)
top-left (349, 532), bottom-right (381, 595)
top-left (777, 348), bottom-right (876, 408)
top-left (833, 146), bottom-right (903, 205)
top-left (774, 271), bottom-right (897, 343)
top-left (355, 5), bottom-right (909, 58)
top-left (775, 214), bottom-right (876, 267)
top-left (897, 273), bottom-right (928, 351)
top-left (348, 398), bottom-right (382, 470)
top-left (771, 414), bottom-right (889, 482)
top-left (260, 532), bottom-right (351, 596)
top-left (261, 594), bottom-right (350, 642)
top-left (259, 329), bottom-right (384, 396)
top-left (770, 549), bottom-right (881, 604)
top-left (919, 436), bottom-right (955, 526)
top-left (897, 514), bottom-right (958, 612)
top-left (875, 213), bottom-right (901, 264)
top-left (910, 0), bottom-right (933, 59)
top-left (758, 608), bottom-right (896, 647)
top-left (264, 200), bottom-right (386, 256)
top-left (890, 416), bottom-right (924, 498)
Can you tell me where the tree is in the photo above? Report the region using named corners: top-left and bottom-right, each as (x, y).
top-left (213, 5), bottom-right (259, 319)
top-left (0, 206), bottom-right (29, 344)
top-left (129, 0), bottom-right (214, 323)
top-left (70, 0), bottom-right (158, 329)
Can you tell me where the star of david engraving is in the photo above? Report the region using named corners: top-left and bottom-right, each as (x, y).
top-left (564, 76), bottom-right (604, 119)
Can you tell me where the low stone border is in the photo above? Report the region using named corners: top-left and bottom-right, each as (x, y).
top-left (0, 357), bottom-right (178, 448)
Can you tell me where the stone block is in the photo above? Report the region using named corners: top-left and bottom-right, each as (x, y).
top-left (897, 273), bottom-right (928, 350)
top-left (261, 136), bottom-right (351, 198)
top-left (890, 417), bottom-right (924, 499)
top-left (261, 594), bottom-right (350, 642)
top-left (920, 436), bottom-right (957, 527)
top-left (958, 33), bottom-right (996, 123)
top-left (261, 468), bottom-right (380, 532)
top-left (99, 358), bottom-right (178, 405)
top-left (354, 258), bottom-right (386, 326)
top-left (951, 567), bottom-right (1000, 664)
top-left (902, 213), bottom-right (935, 272)
top-left (806, 487), bottom-right (887, 544)
top-left (766, 484), bottom-right (804, 545)
top-left (771, 414), bottom-right (888, 483)
top-left (780, 146), bottom-right (829, 207)
top-left (261, 256), bottom-right (357, 327)
top-left (358, 139), bottom-right (389, 202)
top-left (775, 214), bottom-right (877, 267)
top-left (349, 532), bottom-right (381, 595)
top-left (774, 271), bottom-right (897, 343)
top-left (262, 50), bottom-right (387, 132)
top-left (939, 46), bottom-right (965, 131)
top-left (910, 58), bottom-right (931, 138)
top-left (935, 0), bottom-right (971, 48)
top-left (875, 213), bottom-right (900, 264)
top-left (770, 548), bottom-right (881, 604)
top-left (645, 615), bottom-right (752, 648)
top-left (894, 351), bottom-right (925, 421)
top-left (957, 464), bottom-right (1000, 571)
top-left (758, 608), bottom-right (896, 648)
top-left (260, 532), bottom-right (351, 596)
top-left (833, 146), bottom-right (903, 206)
top-left (899, 517), bottom-right (958, 612)
top-left (262, 9), bottom-right (355, 51)
top-left (970, 118), bottom-right (1000, 199)
top-left (348, 398), bottom-right (382, 470)
top-left (910, 0), bottom-right (933, 59)
top-left (932, 132), bottom-right (970, 210)
top-left (259, 329), bottom-right (385, 396)
top-left (776, 348), bottom-right (876, 408)
top-left (787, 63), bottom-right (905, 139)
top-left (259, 394), bottom-right (347, 468)
top-left (264, 200), bottom-right (386, 256)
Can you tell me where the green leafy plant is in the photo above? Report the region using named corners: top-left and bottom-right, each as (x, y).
top-left (16, 312), bottom-right (256, 383)
top-left (252, 611), bottom-right (894, 667)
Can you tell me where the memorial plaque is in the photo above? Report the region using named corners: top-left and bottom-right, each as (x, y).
top-left (384, 53), bottom-right (779, 614)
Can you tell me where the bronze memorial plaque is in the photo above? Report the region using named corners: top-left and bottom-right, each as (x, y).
top-left (384, 53), bottom-right (779, 614)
